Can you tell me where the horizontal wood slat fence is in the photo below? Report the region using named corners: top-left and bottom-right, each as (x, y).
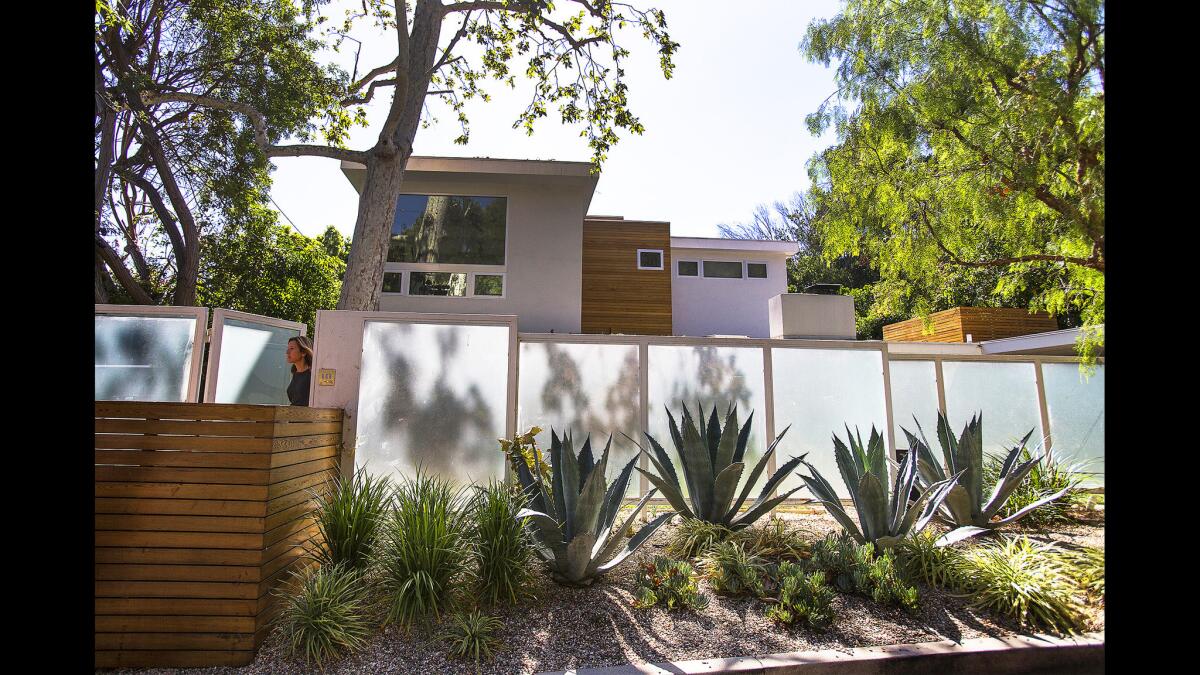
top-left (882, 307), bottom-right (1059, 343)
top-left (95, 402), bottom-right (343, 669)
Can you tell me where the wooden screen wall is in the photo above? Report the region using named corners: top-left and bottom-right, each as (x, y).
top-left (581, 218), bottom-right (672, 335)
top-left (95, 402), bottom-right (343, 668)
top-left (882, 307), bottom-right (1059, 343)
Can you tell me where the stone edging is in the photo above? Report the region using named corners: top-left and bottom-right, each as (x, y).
top-left (537, 631), bottom-right (1105, 674)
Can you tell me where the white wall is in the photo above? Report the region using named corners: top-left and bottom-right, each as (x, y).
top-left (376, 175), bottom-right (588, 333)
top-left (670, 249), bottom-right (791, 337)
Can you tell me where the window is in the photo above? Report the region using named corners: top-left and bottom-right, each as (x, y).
top-left (637, 249), bottom-right (664, 270)
top-left (409, 272), bottom-right (468, 296)
top-left (388, 194), bottom-right (507, 264)
top-left (747, 262), bottom-right (768, 278)
top-left (382, 272), bottom-right (404, 293)
top-left (474, 274), bottom-right (504, 297)
top-left (677, 260), bottom-right (698, 276)
top-left (703, 260), bottom-right (743, 278)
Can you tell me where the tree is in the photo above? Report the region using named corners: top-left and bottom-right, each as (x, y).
top-left (95, 0), bottom-right (352, 306)
top-left (801, 0), bottom-right (1104, 359)
top-left (139, 0), bottom-right (679, 311)
top-left (197, 207), bottom-right (346, 332)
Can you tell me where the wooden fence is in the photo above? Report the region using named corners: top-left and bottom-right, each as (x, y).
top-left (95, 402), bottom-right (343, 668)
top-left (882, 307), bottom-right (1059, 343)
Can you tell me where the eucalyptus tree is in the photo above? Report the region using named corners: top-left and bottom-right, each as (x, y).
top-left (135, 0), bottom-right (679, 311)
top-left (95, 0), bottom-right (351, 306)
top-left (802, 0), bottom-right (1104, 360)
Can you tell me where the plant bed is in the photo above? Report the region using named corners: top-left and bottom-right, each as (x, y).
top-left (98, 507), bottom-right (1103, 675)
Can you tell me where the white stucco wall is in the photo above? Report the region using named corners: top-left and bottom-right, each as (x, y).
top-left (345, 163), bottom-right (592, 334)
top-left (670, 248), bottom-right (793, 337)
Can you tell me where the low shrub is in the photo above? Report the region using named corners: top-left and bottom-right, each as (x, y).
top-left (276, 562), bottom-right (372, 666)
top-left (309, 470), bottom-right (392, 572)
top-left (632, 556), bottom-right (709, 611)
top-left (1058, 544), bottom-right (1105, 604)
top-left (472, 480), bottom-right (533, 606)
top-left (377, 470), bottom-right (474, 626)
top-left (442, 609), bottom-right (503, 666)
top-left (700, 540), bottom-right (765, 597)
top-left (764, 562), bottom-right (835, 629)
top-left (665, 518), bottom-right (733, 558)
top-left (981, 449), bottom-right (1087, 528)
top-left (897, 529), bottom-right (966, 589)
top-left (953, 536), bottom-right (1088, 634)
top-left (807, 532), bottom-right (919, 612)
top-left (733, 515), bottom-right (810, 562)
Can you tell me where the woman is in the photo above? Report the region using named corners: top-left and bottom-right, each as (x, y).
top-left (285, 335), bottom-right (314, 406)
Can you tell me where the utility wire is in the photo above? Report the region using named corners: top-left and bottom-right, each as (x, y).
top-left (269, 194), bottom-right (304, 236)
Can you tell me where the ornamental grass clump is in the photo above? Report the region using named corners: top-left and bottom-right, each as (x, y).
top-left (981, 447), bottom-right (1089, 528)
top-left (764, 562), bottom-right (835, 629)
top-left (953, 535), bottom-right (1088, 634)
top-left (276, 562), bottom-right (372, 666)
top-left (308, 469), bottom-right (392, 572)
top-left (700, 540), bottom-right (766, 597)
top-left (797, 425), bottom-right (961, 549)
top-left (1059, 545), bottom-right (1104, 603)
top-left (904, 411), bottom-right (1073, 544)
top-left (733, 514), bottom-right (810, 562)
top-left (632, 556), bottom-right (709, 611)
top-left (472, 480), bottom-right (534, 605)
top-left (634, 403), bottom-right (805, 531)
top-left (377, 470), bottom-right (473, 626)
top-left (511, 430), bottom-right (673, 586)
top-left (665, 518), bottom-right (733, 558)
top-left (442, 609), bottom-right (504, 667)
top-left (897, 529), bottom-right (966, 589)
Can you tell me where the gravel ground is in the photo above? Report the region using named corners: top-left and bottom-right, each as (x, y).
top-left (102, 506), bottom-right (1104, 675)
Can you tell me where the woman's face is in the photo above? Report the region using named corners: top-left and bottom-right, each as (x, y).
top-left (285, 341), bottom-right (301, 364)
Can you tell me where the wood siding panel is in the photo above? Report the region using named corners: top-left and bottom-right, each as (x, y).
top-left (883, 307), bottom-right (1059, 343)
top-left (581, 219), bottom-right (673, 335)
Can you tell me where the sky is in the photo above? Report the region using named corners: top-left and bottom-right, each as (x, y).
top-left (267, 0), bottom-right (846, 239)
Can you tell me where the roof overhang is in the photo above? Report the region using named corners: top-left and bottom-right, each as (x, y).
top-left (669, 236), bottom-right (800, 255)
top-left (979, 326), bottom-right (1103, 356)
top-left (340, 156), bottom-right (600, 211)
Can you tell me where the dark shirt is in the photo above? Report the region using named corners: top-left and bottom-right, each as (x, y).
top-left (288, 369), bottom-right (311, 406)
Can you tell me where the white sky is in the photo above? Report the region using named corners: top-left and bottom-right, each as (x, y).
top-left (268, 0), bottom-right (845, 239)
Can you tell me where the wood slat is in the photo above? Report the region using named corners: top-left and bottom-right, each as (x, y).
top-left (95, 531), bottom-right (263, 550)
top-left (94, 650), bottom-right (254, 668)
top-left (268, 469), bottom-right (337, 501)
top-left (96, 401), bottom-right (280, 421)
top-left (265, 482), bottom-right (329, 517)
top-left (95, 449), bottom-right (274, 469)
top-left (883, 306), bottom-right (1058, 343)
top-left (269, 444), bottom-right (338, 468)
top-left (264, 500), bottom-right (317, 532)
top-left (269, 456), bottom-right (338, 484)
top-left (260, 522), bottom-right (320, 564)
top-left (96, 615), bottom-right (256, 633)
top-left (96, 564), bottom-right (261, 583)
top-left (95, 418), bottom-right (344, 438)
top-left (95, 497), bottom-right (267, 518)
top-left (94, 481), bottom-right (268, 501)
top-left (95, 598), bottom-right (259, 617)
top-left (96, 513), bottom-right (264, 534)
top-left (263, 514), bottom-right (317, 547)
top-left (95, 434), bottom-right (273, 453)
top-left (272, 406), bottom-right (343, 422)
top-left (96, 580), bottom-right (259, 600)
top-left (95, 632), bottom-right (257, 651)
top-left (96, 465), bottom-right (270, 485)
top-left (95, 547), bottom-right (262, 566)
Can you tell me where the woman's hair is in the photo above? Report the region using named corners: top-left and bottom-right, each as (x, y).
top-left (289, 335), bottom-right (314, 373)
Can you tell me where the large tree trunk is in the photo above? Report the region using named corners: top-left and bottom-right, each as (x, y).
top-left (337, 152), bottom-right (407, 310)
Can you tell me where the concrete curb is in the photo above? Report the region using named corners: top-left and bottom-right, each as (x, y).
top-left (537, 632), bottom-right (1104, 674)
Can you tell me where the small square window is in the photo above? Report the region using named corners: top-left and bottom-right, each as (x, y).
top-left (474, 274), bottom-right (504, 297)
top-left (382, 272), bottom-right (404, 293)
top-left (747, 263), bottom-right (768, 278)
top-left (703, 261), bottom-right (743, 278)
top-left (637, 249), bottom-right (664, 270)
top-left (677, 260), bottom-right (698, 276)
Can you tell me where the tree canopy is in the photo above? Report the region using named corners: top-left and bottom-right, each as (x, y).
top-left (801, 0), bottom-right (1104, 358)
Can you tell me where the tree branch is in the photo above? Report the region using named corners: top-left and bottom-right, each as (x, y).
top-left (96, 233), bottom-right (156, 304)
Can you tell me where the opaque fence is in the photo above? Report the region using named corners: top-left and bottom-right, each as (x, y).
top-left (94, 402), bottom-right (343, 668)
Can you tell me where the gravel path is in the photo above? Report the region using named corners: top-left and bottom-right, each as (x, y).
top-left (101, 507), bottom-right (1104, 675)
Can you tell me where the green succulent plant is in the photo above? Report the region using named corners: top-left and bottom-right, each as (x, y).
top-left (796, 425), bottom-right (962, 549)
top-left (904, 411), bottom-right (1073, 544)
top-left (633, 403), bottom-right (804, 531)
top-left (512, 430), bottom-right (673, 587)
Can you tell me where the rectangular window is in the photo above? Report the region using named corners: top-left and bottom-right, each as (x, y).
top-left (388, 194), bottom-right (507, 265)
top-left (474, 274), bottom-right (504, 297)
top-left (703, 260), bottom-right (743, 278)
top-left (382, 272), bottom-right (404, 294)
top-left (677, 260), bottom-right (698, 276)
top-left (409, 272), bottom-right (468, 296)
top-left (637, 249), bottom-right (664, 270)
top-left (747, 262), bottom-right (768, 278)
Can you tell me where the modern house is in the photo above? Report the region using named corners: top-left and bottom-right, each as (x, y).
top-left (339, 156), bottom-right (810, 338)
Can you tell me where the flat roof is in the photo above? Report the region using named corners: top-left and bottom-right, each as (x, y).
top-left (670, 236), bottom-right (800, 255)
top-left (980, 326), bottom-right (1103, 356)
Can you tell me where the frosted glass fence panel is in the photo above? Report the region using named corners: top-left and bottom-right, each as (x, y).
top-left (647, 346), bottom-right (768, 496)
top-left (772, 348), bottom-right (887, 499)
top-left (888, 360), bottom-right (941, 447)
top-left (356, 321), bottom-right (509, 486)
top-left (518, 342), bottom-right (640, 493)
top-left (1042, 363), bottom-right (1105, 487)
top-left (211, 318), bottom-right (301, 404)
top-left (95, 315), bottom-right (197, 402)
top-left (943, 361), bottom-right (1044, 454)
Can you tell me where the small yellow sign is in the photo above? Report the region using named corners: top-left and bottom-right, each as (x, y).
top-left (317, 369), bottom-right (336, 386)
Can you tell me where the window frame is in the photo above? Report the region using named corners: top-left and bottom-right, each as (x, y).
top-left (675, 259), bottom-right (699, 277)
top-left (701, 259), bottom-right (745, 279)
top-left (636, 248), bottom-right (665, 270)
top-left (746, 261), bottom-right (769, 279)
top-left (471, 272), bottom-right (506, 299)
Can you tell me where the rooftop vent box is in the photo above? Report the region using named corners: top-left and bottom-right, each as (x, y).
top-left (803, 283), bottom-right (843, 295)
top-left (769, 293), bottom-right (856, 340)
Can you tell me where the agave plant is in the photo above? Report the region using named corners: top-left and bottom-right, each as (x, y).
top-left (633, 403), bottom-right (803, 531)
top-left (511, 430), bottom-right (673, 586)
top-left (903, 411), bottom-right (1073, 544)
top-left (796, 425), bottom-right (962, 549)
